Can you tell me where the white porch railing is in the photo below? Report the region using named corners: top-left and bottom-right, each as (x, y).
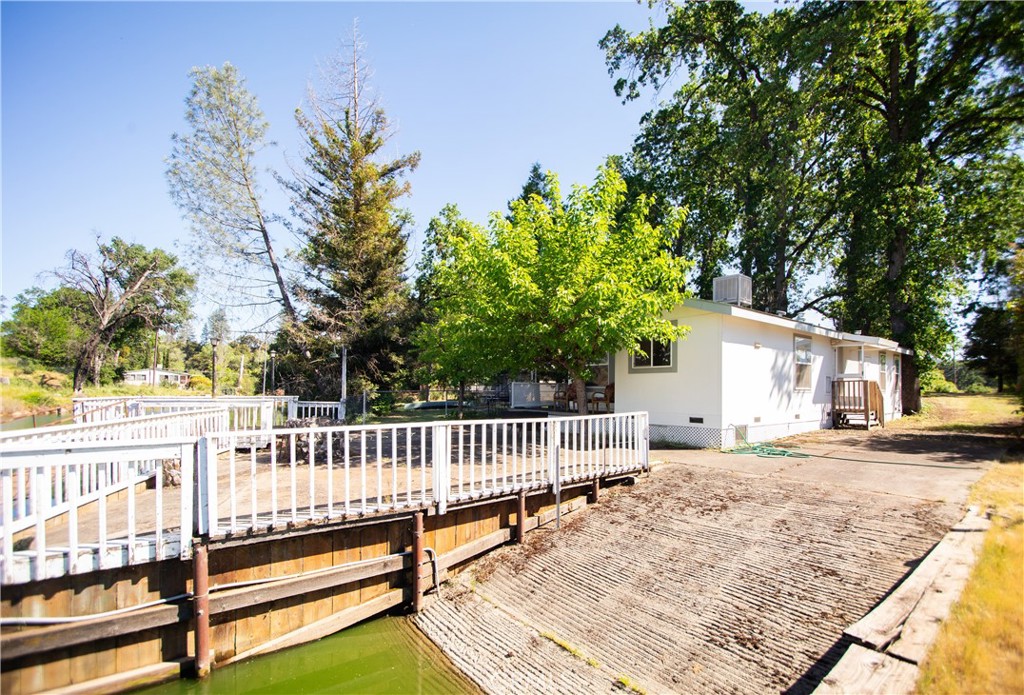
top-left (1, 411), bottom-right (649, 585)
top-left (0, 408), bottom-right (227, 539)
top-left (1, 438), bottom-right (196, 584)
top-left (293, 400), bottom-right (344, 420)
top-left (202, 412), bottom-right (648, 535)
top-left (72, 395), bottom-right (297, 427)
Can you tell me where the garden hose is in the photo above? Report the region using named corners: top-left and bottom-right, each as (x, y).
top-left (724, 426), bottom-right (812, 458)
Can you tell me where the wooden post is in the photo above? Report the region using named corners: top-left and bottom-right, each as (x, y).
top-left (516, 491), bottom-right (527, 544)
top-left (589, 479), bottom-right (600, 504)
top-left (863, 380), bottom-right (871, 429)
top-left (412, 511), bottom-right (424, 613)
top-left (193, 543), bottom-right (211, 678)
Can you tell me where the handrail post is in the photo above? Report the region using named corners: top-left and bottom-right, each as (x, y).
top-left (180, 442), bottom-right (195, 558)
top-left (431, 424), bottom-right (450, 515)
top-left (547, 420), bottom-right (561, 530)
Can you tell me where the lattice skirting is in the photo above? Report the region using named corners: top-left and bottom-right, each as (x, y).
top-left (649, 424), bottom-right (723, 449)
top-left (651, 419), bottom-right (828, 450)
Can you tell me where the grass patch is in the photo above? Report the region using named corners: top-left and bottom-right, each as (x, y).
top-left (0, 355), bottom-right (219, 424)
top-left (915, 462), bottom-right (1024, 695)
top-left (889, 394), bottom-right (1020, 435)
top-left (615, 674), bottom-right (647, 694)
top-left (538, 630), bottom-right (600, 668)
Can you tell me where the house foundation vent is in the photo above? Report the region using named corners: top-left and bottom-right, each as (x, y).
top-left (713, 274), bottom-right (753, 307)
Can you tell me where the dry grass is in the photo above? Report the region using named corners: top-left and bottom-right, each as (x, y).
top-left (915, 461), bottom-right (1024, 695)
top-left (889, 393), bottom-right (1020, 435)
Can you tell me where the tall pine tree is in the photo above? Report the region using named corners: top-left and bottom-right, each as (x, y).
top-left (288, 32), bottom-right (421, 394)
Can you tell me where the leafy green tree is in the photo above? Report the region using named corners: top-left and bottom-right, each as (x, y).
top-left (287, 36), bottom-right (421, 393)
top-left (1, 287), bottom-right (92, 370)
top-left (794, 0), bottom-right (1024, 411)
top-left (414, 205), bottom-right (500, 412)
top-left (964, 306), bottom-right (1017, 392)
top-left (167, 62), bottom-right (296, 323)
top-left (602, 1), bottom-right (842, 313)
top-left (53, 237), bottom-right (195, 391)
top-left (419, 164), bottom-right (691, 413)
top-left (508, 162), bottom-right (557, 214)
top-left (605, 0), bottom-right (1024, 413)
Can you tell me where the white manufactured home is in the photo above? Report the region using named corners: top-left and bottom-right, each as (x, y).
top-left (123, 368), bottom-right (191, 388)
top-left (614, 275), bottom-right (910, 449)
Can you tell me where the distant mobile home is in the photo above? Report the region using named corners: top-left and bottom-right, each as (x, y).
top-left (615, 275), bottom-right (910, 449)
top-left (123, 368), bottom-right (191, 388)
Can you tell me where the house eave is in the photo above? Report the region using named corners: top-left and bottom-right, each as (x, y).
top-left (681, 298), bottom-right (912, 354)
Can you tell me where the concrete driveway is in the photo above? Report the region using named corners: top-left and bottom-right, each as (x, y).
top-left (415, 426), bottom-right (1005, 694)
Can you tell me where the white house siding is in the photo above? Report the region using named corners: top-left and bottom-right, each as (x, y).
top-left (719, 317), bottom-right (834, 447)
top-left (615, 306), bottom-right (725, 448)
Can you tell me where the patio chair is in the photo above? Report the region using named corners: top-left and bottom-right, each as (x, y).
top-left (589, 383), bottom-right (614, 413)
top-left (554, 384), bottom-right (577, 411)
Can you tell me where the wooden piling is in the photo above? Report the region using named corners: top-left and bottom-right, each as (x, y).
top-left (412, 512), bottom-right (424, 613)
top-left (193, 544), bottom-right (211, 678)
top-left (589, 479), bottom-right (600, 504)
top-left (516, 492), bottom-right (527, 543)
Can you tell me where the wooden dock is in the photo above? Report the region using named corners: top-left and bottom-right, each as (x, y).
top-left (1, 410), bottom-right (646, 694)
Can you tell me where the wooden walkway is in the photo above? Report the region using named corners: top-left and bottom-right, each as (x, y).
top-left (416, 448), bottom-right (984, 694)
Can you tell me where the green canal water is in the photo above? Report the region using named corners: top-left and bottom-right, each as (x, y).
top-left (0, 412), bottom-right (66, 431)
top-left (137, 615), bottom-right (479, 695)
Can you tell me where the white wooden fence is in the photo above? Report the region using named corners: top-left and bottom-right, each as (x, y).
top-left (73, 395), bottom-right (297, 426)
top-left (1, 411), bottom-right (649, 584)
top-left (0, 409), bottom-right (227, 539)
top-left (2, 438), bottom-right (197, 583)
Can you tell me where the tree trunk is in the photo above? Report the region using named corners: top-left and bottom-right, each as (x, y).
top-left (901, 354), bottom-right (922, 414)
top-left (572, 375), bottom-right (588, 416)
top-left (458, 380), bottom-right (466, 419)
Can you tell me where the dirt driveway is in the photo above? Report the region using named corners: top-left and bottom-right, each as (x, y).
top-left (415, 420), bottom-right (1009, 694)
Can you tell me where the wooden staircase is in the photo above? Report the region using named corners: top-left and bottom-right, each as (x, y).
top-left (832, 379), bottom-right (885, 429)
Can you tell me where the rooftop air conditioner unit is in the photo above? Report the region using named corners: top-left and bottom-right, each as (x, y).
top-left (712, 274), bottom-right (752, 307)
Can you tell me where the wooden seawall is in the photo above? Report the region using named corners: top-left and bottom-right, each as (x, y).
top-left (1, 480), bottom-right (613, 694)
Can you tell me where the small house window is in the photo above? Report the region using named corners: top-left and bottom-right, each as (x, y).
top-left (633, 338), bottom-right (672, 368)
top-left (794, 335), bottom-right (812, 390)
top-left (589, 354), bottom-right (610, 386)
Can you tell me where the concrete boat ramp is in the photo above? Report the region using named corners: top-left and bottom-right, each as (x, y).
top-left (415, 430), bottom-right (996, 694)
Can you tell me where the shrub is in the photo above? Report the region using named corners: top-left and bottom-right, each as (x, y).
top-left (189, 375), bottom-right (212, 392)
top-left (921, 368), bottom-right (960, 393)
top-left (965, 383), bottom-right (997, 395)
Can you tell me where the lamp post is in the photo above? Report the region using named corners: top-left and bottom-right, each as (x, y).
top-left (270, 350), bottom-right (277, 394)
top-left (211, 338), bottom-right (220, 398)
top-left (330, 346), bottom-right (348, 420)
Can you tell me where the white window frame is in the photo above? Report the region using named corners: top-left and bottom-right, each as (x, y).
top-left (629, 322), bottom-right (678, 373)
top-left (794, 335), bottom-right (813, 391)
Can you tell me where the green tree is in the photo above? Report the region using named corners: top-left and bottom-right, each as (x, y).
top-left (965, 306), bottom-right (1017, 392)
top-left (419, 164), bottom-right (691, 413)
top-left (414, 205), bottom-right (500, 412)
top-left (167, 63), bottom-right (296, 323)
top-left (508, 162), bottom-right (558, 214)
top-left (287, 35), bottom-right (421, 393)
top-left (602, 1), bottom-right (842, 313)
top-left (53, 237), bottom-right (195, 391)
top-left (201, 307), bottom-right (232, 346)
top-left (1, 287), bottom-right (92, 370)
top-left (795, 0), bottom-right (1024, 411)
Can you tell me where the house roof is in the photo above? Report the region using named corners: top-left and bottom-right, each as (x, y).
top-left (682, 298), bottom-right (913, 355)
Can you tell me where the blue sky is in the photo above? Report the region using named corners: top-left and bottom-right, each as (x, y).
top-left (2, 1), bottom-right (664, 329)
